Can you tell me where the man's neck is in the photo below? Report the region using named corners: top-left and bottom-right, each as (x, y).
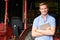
top-left (41, 14), bottom-right (47, 20)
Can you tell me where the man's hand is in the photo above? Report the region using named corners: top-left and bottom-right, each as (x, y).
top-left (46, 27), bottom-right (51, 30)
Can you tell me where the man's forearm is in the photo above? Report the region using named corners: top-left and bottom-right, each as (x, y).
top-left (32, 32), bottom-right (42, 37)
top-left (32, 30), bottom-right (43, 37)
top-left (37, 29), bottom-right (55, 35)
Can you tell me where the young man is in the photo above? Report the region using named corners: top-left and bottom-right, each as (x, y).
top-left (32, 2), bottom-right (56, 40)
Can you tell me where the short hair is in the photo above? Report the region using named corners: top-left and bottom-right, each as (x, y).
top-left (39, 2), bottom-right (48, 8)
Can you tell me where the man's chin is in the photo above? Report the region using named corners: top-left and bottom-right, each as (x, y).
top-left (42, 14), bottom-right (47, 15)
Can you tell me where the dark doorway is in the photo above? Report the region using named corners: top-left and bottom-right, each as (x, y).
top-left (0, 0), bottom-right (5, 23)
top-left (8, 0), bottom-right (23, 21)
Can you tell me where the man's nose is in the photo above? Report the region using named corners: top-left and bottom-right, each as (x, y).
top-left (42, 9), bottom-right (45, 12)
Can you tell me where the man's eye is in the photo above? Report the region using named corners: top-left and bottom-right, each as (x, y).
top-left (45, 8), bottom-right (47, 9)
top-left (41, 8), bottom-right (43, 10)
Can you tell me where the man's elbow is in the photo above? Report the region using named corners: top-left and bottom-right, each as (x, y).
top-left (32, 32), bottom-right (35, 37)
top-left (32, 31), bottom-right (37, 37)
top-left (50, 31), bottom-right (55, 35)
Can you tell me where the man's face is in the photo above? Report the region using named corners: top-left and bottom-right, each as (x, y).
top-left (39, 5), bottom-right (48, 15)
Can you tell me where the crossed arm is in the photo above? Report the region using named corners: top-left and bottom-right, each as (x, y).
top-left (32, 27), bottom-right (56, 37)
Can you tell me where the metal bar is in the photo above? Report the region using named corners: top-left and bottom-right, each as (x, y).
top-left (4, 0), bottom-right (8, 25)
top-left (24, 0), bottom-right (27, 29)
top-left (4, 0), bottom-right (8, 40)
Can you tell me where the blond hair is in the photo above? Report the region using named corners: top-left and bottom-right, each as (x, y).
top-left (39, 2), bottom-right (48, 8)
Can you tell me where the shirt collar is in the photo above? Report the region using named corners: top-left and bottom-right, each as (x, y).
top-left (40, 14), bottom-right (49, 19)
top-left (40, 14), bottom-right (49, 23)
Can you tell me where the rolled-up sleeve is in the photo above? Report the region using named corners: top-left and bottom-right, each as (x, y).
top-left (49, 18), bottom-right (56, 27)
top-left (32, 18), bottom-right (38, 28)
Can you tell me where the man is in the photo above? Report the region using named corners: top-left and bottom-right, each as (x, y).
top-left (32, 2), bottom-right (56, 40)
